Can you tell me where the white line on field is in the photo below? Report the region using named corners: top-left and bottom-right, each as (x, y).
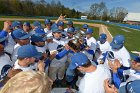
top-left (104, 26), bottom-right (113, 38)
top-left (101, 24), bottom-right (105, 33)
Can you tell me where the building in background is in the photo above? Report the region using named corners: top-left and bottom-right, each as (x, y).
top-left (81, 16), bottom-right (87, 20)
top-left (124, 13), bottom-right (140, 25)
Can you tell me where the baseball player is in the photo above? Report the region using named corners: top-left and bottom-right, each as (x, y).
top-left (13, 44), bottom-right (45, 72)
top-left (11, 29), bottom-right (31, 63)
top-left (11, 21), bottom-right (23, 30)
top-left (23, 22), bottom-right (32, 33)
top-left (57, 21), bottom-right (67, 38)
top-left (82, 28), bottom-right (97, 61)
top-left (108, 56), bottom-right (140, 90)
top-left (104, 35), bottom-right (131, 69)
top-left (44, 19), bottom-right (52, 35)
top-left (0, 36), bottom-right (12, 81)
top-left (47, 27), bottom-right (68, 86)
top-left (104, 79), bottom-right (140, 93)
top-left (67, 52), bottom-right (111, 93)
top-left (81, 24), bottom-right (88, 32)
top-left (64, 21), bottom-right (73, 32)
top-left (30, 21), bottom-right (41, 35)
top-left (96, 33), bottom-right (111, 64)
top-left (66, 27), bottom-right (75, 41)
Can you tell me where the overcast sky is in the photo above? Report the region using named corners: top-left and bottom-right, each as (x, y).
top-left (46, 0), bottom-right (140, 13)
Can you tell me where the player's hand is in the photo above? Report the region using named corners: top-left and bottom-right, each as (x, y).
top-left (7, 68), bottom-right (22, 78)
top-left (108, 59), bottom-right (121, 73)
top-left (104, 79), bottom-right (118, 93)
top-left (3, 21), bottom-right (12, 32)
top-left (85, 46), bottom-right (90, 50)
top-left (78, 39), bottom-right (83, 44)
top-left (65, 44), bottom-right (70, 50)
top-left (37, 60), bottom-right (45, 72)
top-left (42, 53), bottom-right (48, 60)
top-left (58, 14), bottom-right (66, 21)
top-left (50, 53), bottom-right (56, 60)
top-left (99, 60), bottom-right (104, 64)
top-left (66, 87), bottom-right (74, 93)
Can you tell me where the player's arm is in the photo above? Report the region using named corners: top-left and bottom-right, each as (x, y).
top-left (108, 59), bottom-right (122, 89)
top-left (55, 44), bottom-right (70, 59)
top-left (0, 21), bottom-right (11, 37)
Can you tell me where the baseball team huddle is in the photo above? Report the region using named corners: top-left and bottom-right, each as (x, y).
top-left (0, 15), bottom-right (140, 93)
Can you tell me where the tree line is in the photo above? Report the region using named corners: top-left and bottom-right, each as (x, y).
top-left (0, 0), bottom-right (127, 22)
top-left (87, 2), bottom-right (128, 22)
top-left (0, 0), bottom-right (82, 18)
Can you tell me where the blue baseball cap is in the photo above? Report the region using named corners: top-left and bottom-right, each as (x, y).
top-left (134, 56), bottom-right (140, 63)
top-left (86, 28), bottom-right (93, 34)
top-left (82, 24), bottom-right (88, 29)
top-left (17, 44), bottom-right (42, 58)
top-left (99, 33), bottom-right (107, 41)
top-left (45, 19), bottom-right (51, 24)
top-left (57, 21), bottom-right (64, 26)
top-left (67, 21), bottom-right (73, 25)
top-left (31, 34), bottom-right (46, 42)
top-left (12, 21), bottom-right (22, 28)
top-left (33, 21), bottom-right (41, 27)
top-left (23, 22), bottom-right (30, 27)
top-left (12, 29), bottom-right (31, 40)
top-left (110, 35), bottom-right (125, 49)
top-left (52, 26), bottom-right (62, 33)
top-left (119, 80), bottom-right (140, 93)
top-left (67, 27), bottom-right (75, 34)
top-left (69, 52), bottom-right (89, 70)
top-left (34, 27), bottom-right (46, 36)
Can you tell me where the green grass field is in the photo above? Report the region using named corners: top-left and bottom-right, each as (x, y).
top-left (106, 24), bottom-right (140, 52)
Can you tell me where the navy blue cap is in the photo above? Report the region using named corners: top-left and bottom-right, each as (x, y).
top-left (67, 27), bottom-right (75, 34)
top-left (12, 21), bottom-right (22, 28)
top-left (67, 21), bottom-right (73, 25)
top-left (82, 24), bottom-right (88, 29)
top-left (110, 35), bottom-right (125, 49)
top-left (57, 21), bottom-right (64, 26)
top-left (31, 34), bottom-right (46, 42)
top-left (86, 28), bottom-right (93, 34)
top-left (12, 29), bottom-right (31, 40)
top-left (23, 22), bottom-right (30, 27)
top-left (69, 52), bottom-right (89, 70)
top-left (45, 19), bottom-right (51, 24)
top-left (33, 21), bottom-right (41, 27)
top-left (34, 27), bottom-right (46, 36)
top-left (134, 56), bottom-right (140, 63)
top-left (52, 26), bottom-right (62, 33)
top-left (99, 33), bottom-right (107, 41)
top-left (119, 80), bottom-right (140, 93)
top-left (17, 44), bottom-right (42, 58)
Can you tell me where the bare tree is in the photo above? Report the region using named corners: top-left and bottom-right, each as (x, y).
top-left (89, 2), bottom-right (107, 20)
top-left (109, 7), bottom-right (128, 22)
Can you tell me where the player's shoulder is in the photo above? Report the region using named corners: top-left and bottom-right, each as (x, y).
top-left (119, 46), bottom-right (130, 56)
top-left (89, 37), bottom-right (96, 41)
top-left (14, 44), bottom-right (21, 49)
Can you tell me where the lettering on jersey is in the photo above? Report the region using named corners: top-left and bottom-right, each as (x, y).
top-left (57, 45), bottom-right (64, 52)
top-left (0, 65), bottom-right (12, 80)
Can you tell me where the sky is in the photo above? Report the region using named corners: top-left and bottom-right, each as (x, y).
top-left (46, 0), bottom-right (140, 13)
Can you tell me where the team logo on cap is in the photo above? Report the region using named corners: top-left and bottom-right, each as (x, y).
top-left (114, 40), bottom-right (117, 44)
top-left (75, 63), bottom-right (79, 67)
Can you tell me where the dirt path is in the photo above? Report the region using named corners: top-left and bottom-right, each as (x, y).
top-left (0, 18), bottom-right (113, 42)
